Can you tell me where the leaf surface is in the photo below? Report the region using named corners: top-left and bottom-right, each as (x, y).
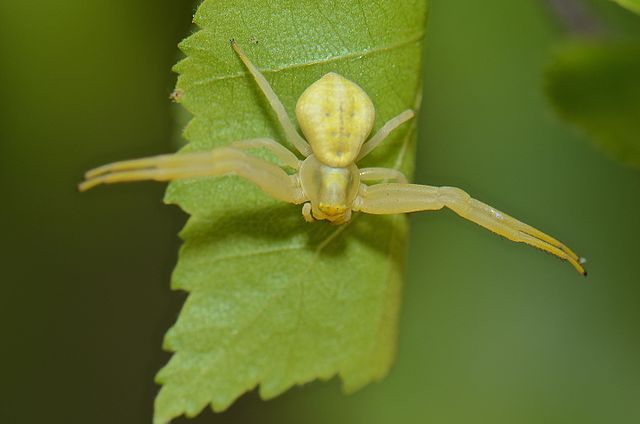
top-left (545, 40), bottom-right (640, 167)
top-left (154, 1), bottom-right (427, 422)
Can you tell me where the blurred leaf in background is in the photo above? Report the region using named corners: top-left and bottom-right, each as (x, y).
top-left (546, 41), bottom-right (640, 166)
top-left (545, 0), bottom-right (640, 167)
top-left (154, 1), bottom-right (427, 422)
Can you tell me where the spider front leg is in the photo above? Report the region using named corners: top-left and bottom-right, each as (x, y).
top-left (79, 147), bottom-right (307, 205)
top-left (354, 183), bottom-right (586, 275)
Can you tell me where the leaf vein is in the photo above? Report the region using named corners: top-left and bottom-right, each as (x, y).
top-left (189, 31), bottom-right (425, 88)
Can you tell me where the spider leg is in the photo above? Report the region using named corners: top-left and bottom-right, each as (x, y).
top-left (230, 138), bottom-right (302, 170)
top-left (302, 203), bottom-right (315, 222)
top-left (354, 183), bottom-right (586, 275)
top-left (231, 40), bottom-right (312, 157)
top-left (357, 109), bottom-right (415, 161)
top-left (359, 167), bottom-right (408, 183)
top-left (84, 138), bottom-right (299, 179)
top-left (79, 147), bottom-right (307, 204)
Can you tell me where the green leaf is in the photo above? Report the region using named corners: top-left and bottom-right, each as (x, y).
top-left (613, 0), bottom-right (640, 14)
top-left (154, 1), bottom-right (428, 422)
top-left (545, 40), bottom-right (640, 167)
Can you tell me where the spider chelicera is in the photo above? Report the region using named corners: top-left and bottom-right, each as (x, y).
top-left (80, 40), bottom-right (586, 275)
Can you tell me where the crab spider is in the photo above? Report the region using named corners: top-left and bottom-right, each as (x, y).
top-left (79, 40), bottom-right (586, 276)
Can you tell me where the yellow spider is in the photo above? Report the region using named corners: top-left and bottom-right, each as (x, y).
top-left (80, 40), bottom-right (586, 276)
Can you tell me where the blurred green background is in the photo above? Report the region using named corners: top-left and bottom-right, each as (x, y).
top-left (1, 0), bottom-right (639, 423)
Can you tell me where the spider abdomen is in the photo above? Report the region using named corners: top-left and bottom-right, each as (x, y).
top-left (295, 72), bottom-right (375, 168)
